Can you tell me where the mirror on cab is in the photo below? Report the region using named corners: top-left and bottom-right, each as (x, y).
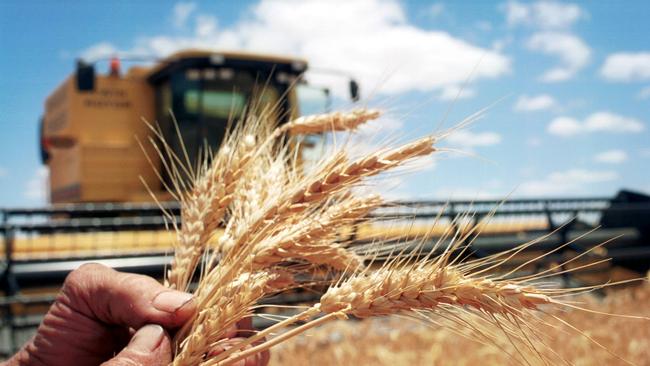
top-left (349, 79), bottom-right (360, 102)
top-left (76, 59), bottom-right (95, 91)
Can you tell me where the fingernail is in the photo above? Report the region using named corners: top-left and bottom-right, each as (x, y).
top-left (152, 291), bottom-right (194, 313)
top-left (129, 324), bottom-right (164, 352)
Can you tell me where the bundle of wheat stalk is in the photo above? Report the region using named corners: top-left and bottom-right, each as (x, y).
top-left (150, 104), bottom-right (647, 366)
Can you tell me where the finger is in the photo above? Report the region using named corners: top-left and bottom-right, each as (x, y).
top-left (101, 324), bottom-right (172, 366)
top-left (259, 348), bottom-right (271, 366)
top-left (60, 263), bottom-right (196, 329)
top-left (236, 317), bottom-right (254, 337)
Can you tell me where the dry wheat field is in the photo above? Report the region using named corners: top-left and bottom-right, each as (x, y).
top-left (154, 104), bottom-right (649, 366)
top-left (271, 283), bottom-right (650, 366)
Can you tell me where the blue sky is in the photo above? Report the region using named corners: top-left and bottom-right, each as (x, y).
top-left (1, 0), bottom-right (649, 206)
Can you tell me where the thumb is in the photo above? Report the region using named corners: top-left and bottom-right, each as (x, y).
top-left (102, 324), bottom-right (172, 366)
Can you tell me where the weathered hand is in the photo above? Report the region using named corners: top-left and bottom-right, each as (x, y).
top-left (4, 263), bottom-right (268, 366)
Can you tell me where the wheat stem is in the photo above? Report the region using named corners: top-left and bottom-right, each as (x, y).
top-left (213, 310), bottom-right (344, 366)
top-left (208, 306), bottom-right (322, 364)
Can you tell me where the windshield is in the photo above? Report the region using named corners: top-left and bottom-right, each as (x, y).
top-left (156, 67), bottom-right (285, 185)
top-left (184, 89), bottom-right (247, 120)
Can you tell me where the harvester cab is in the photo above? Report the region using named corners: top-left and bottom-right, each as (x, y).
top-left (40, 50), bottom-right (350, 204)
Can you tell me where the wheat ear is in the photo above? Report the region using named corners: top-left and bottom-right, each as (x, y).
top-left (167, 162), bottom-right (229, 290)
top-left (250, 195), bottom-right (381, 271)
top-left (318, 266), bottom-right (551, 317)
top-left (279, 108), bottom-right (381, 135)
top-left (221, 136), bottom-right (436, 259)
top-left (214, 261), bottom-right (554, 365)
top-left (168, 118), bottom-right (266, 290)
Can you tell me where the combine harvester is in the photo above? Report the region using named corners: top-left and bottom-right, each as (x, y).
top-left (1, 49), bottom-right (649, 356)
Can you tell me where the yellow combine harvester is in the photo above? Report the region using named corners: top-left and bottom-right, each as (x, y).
top-left (40, 49), bottom-right (330, 204)
top-left (18, 49), bottom-right (358, 258)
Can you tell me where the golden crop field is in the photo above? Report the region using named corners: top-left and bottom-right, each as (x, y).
top-left (272, 283), bottom-right (650, 366)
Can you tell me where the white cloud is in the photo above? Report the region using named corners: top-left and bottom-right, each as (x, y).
top-left (505, 2), bottom-right (589, 82)
top-left (446, 130), bottom-right (501, 148)
top-left (407, 154), bottom-right (438, 173)
top-left (519, 169), bottom-right (618, 196)
top-left (0, 167), bottom-right (6, 178)
top-left (504, 1), bottom-right (529, 27)
top-left (81, 42), bottom-right (118, 61)
top-left (434, 187), bottom-right (501, 200)
top-left (355, 115), bottom-right (404, 138)
top-left (527, 32), bottom-right (591, 82)
top-left (638, 86), bottom-right (650, 100)
top-left (438, 85), bottom-right (477, 101)
top-left (173, 2), bottom-right (197, 29)
top-left (583, 112), bottom-right (645, 133)
top-left (24, 167), bottom-right (49, 202)
top-left (594, 150), bottom-right (627, 164)
top-left (600, 52), bottom-right (650, 82)
top-left (548, 116), bottom-right (581, 136)
top-left (435, 179), bottom-right (503, 199)
top-left (491, 36), bottom-right (512, 52)
top-left (548, 112), bottom-right (645, 137)
top-left (83, 0), bottom-right (510, 98)
top-left (504, 1), bottom-right (583, 29)
top-left (195, 15), bottom-right (217, 37)
top-left (514, 94), bottom-right (556, 112)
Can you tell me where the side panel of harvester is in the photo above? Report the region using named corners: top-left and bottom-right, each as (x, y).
top-left (42, 70), bottom-right (160, 203)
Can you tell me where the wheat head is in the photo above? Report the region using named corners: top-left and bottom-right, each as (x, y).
top-left (281, 108), bottom-right (381, 135)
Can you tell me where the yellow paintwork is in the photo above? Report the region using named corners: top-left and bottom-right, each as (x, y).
top-left (42, 49), bottom-right (307, 204)
top-left (3, 220), bottom-right (549, 261)
top-left (43, 72), bottom-right (159, 203)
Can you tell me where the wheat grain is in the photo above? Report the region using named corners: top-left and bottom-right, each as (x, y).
top-left (280, 108), bottom-right (381, 135)
top-left (221, 136), bottom-right (437, 260)
top-left (168, 116), bottom-right (270, 290)
top-left (167, 166), bottom-right (228, 290)
top-left (174, 270), bottom-right (293, 365)
top-left (319, 266), bottom-right (551, 317)
top-left (214, 263), bottom-right (556, 366)
top-left (250, 195), bottom-right (380, 271)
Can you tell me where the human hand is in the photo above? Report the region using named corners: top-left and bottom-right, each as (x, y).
top-left (5, 263), bottom-right (269, 366)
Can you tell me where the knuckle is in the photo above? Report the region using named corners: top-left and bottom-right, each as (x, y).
top-left (114, 272), bottom-right (164, 306)
top-left (116, 271), bottom-right (154, 289)
top-left (65, 263), bottom-right (106, 285)
top-left (61, 263), bottom-right (109, 299)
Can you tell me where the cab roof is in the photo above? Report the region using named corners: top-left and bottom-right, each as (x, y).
top-left (147, 49), bottom-right (309, 83)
